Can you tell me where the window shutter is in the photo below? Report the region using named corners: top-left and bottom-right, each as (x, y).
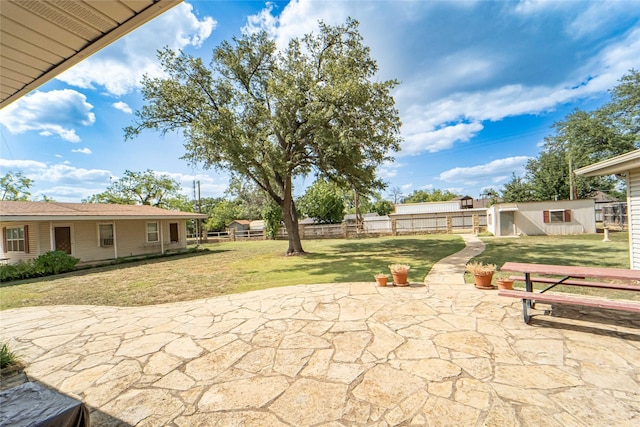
top-left (543, 210), bottom-right (550, 223)
top-left (564, 210), bottom-right (571, 223)
top-left (23, 225), bottom-right (30, 253)
top-left (2, 227), bottom-right (6, 253)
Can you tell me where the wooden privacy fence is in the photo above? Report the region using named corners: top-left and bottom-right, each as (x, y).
top-left (189, 213), bottom-right (487, 243)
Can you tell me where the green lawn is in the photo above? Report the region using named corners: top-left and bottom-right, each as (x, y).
top-left (468, 231), bottom-right (636, 299)
top-left (0, 234), bottom-right (464, 310)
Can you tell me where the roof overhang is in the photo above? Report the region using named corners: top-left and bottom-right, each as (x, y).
top-left (1, 214), bottom-right (208, 222)
top-left (1, 0), bottom-right (182, 109)
top-left (575, 150), bottom-right (640, 177)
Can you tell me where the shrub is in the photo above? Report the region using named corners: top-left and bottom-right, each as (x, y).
top-left (0, 261), bottom-right (33, 282)
top-left (0, 251), bottom-right (79, 282)
top-left (33, 251), bottom-right (80, 275)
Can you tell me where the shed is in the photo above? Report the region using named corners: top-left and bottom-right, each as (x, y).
top-left (486, 199), bottom-right (595, 237)
top-left (228, 220), bottom-right (251, 232)
top-left (576, 149), bottom-right (640, 269)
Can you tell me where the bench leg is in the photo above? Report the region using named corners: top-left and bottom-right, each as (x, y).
top-left (522, 299), bottom-right (531, 324)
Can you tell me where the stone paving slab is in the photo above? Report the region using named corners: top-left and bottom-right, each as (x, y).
top-left (1, 234), bottom-right (640, 426)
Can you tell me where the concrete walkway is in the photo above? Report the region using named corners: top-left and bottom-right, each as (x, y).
top-left (1, 234), bottom-right (639, 426)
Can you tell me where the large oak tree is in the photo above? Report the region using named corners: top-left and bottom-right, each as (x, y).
top-left (125, 19), bottom-right (402, 254)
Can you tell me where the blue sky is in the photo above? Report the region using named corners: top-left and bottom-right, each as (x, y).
top-left (1, 0), bottom-right (639, 203)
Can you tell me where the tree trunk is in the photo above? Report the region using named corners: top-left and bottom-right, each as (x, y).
top-left (281, 189), bottom-right (305, 255)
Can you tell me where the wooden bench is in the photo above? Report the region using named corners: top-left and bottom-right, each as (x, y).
top-left (507, 276), bottom-right (640, 292)
top-left (498, 289), bottom-right (640, 323)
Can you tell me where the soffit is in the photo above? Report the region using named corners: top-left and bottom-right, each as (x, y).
top-left (0, 0), bottom-right (182, 109)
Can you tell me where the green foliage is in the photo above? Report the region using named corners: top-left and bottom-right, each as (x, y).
top-left (1, 172), bottom-right (32, 201)
top-left (83, 169), bottom-right (187, 209)
top-left (0, 261), bottom-right (33, 282)
top-left (226, 177), bottom-right (270, 220)
top-left (403, 188), bottom-right (458, 203)
top-left (501, 174), bottom-right (535, 202)
top-left (205, 200), bottom-right (241, 231)
top-left (0, 251), bottom-right (79, 282)
top-left (297, 180), bottom-right (345, 224)
top-left (0, 342), bottom-right (22, 370)
top-left (125, 18), bottom-right (402, 254)
top-left (262, 200), bottom-right (283, 239)
top-left (370, 199), bottom-right (395, 216)
top-left (33, 251), bottom-right (80, 275)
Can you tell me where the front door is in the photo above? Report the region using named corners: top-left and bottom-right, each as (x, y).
top-left (54, 227), bottom-right (72, 254)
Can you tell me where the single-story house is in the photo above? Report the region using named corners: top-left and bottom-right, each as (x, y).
top-left (486, 199), bottom-right (595, 237)
top-left (249, 220), bottom-right (264, 231)
top-left (576, 149), bottom-right (640, 269)
top-left (0, 201), bottom-right (207, 264)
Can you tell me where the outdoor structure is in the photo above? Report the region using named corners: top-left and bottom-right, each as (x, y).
top-left (0, 201), bottom-right (206, 264)
top-left (1, 0), bottom-right (183, 108)
top-left (576, 149), bottom-right (640, 269)
top-left (486, 199), bottom-right (596, 237)
top-left (389, 200), bottom-right (488, 234)
top-left (227, 220), bottom-right (250, 233)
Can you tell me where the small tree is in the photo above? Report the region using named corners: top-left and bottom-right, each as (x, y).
top-left (125, 19), bottom-right (401, 255)
top-left (403, 189), bottom-right (458, 203)
top-left (297, 180), bottom-right (345, 224)
top-left (262, 200), bottom-right (283, 239)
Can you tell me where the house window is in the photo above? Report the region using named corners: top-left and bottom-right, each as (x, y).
top-left (169, 223), bottom-right (179, 243)
top-left (4, 227), bottom-right (25, 252)
top-left (146, 222), bottom-right (159, 242)
top-left (99, 224), bottom-right (114, 247)
top-left (543, 210), bottom-right (572, 223)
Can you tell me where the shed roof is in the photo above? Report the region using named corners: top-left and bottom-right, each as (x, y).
top-left (0, 201), bottom-right (207, 221)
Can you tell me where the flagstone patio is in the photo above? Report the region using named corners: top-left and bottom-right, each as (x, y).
top-left (1, 235), bottom-right (639, 426)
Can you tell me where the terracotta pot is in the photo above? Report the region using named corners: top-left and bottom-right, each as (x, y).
top-left (375, 276), bottom-right (388, 287)
top-left (496, 279), bottom-right (514, 290)
top-left (392, 272), bottom-right (409, 286)
top-left (473, 272), bottom-right (493, 288)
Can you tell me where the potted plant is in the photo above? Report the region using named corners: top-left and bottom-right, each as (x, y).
top-left (374, 273), bottom-right (389, 287)
top-left (465, 261), bottom-right (496, 289)
top-left (496, 277), bottom-right (514, 290)
top-left (388, 264), bottom-right (410, 286)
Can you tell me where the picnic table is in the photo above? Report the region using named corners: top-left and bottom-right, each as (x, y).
top-left (498, 262), bottom-right (640, 323)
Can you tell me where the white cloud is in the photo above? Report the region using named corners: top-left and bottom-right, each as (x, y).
top-left (0, 90), bottom-right (95, 142)
top-left (438, 156), bottom-right (531, 186)
top-left (71, 148), bottom-right (92, 155)
top-left (57, 2), bottom-right (216, 96)
top-left (0, 158), bottom-right (111, 184)
top-left (112, 102), bottom-right (133, 114)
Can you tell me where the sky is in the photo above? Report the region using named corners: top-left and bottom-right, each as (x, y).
top-left (1, 0), bottom-right (640, 203)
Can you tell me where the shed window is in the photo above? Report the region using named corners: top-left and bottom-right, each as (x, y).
top-left (99, 224), bottom-right (114, 247)
top-left (146, 222), bottom-right (159, 242)
top-left (543, 210), bottom-right (571, 223)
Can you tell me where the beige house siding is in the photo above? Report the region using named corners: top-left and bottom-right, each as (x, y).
top-left (1, 218), bottom-right (190, 264)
